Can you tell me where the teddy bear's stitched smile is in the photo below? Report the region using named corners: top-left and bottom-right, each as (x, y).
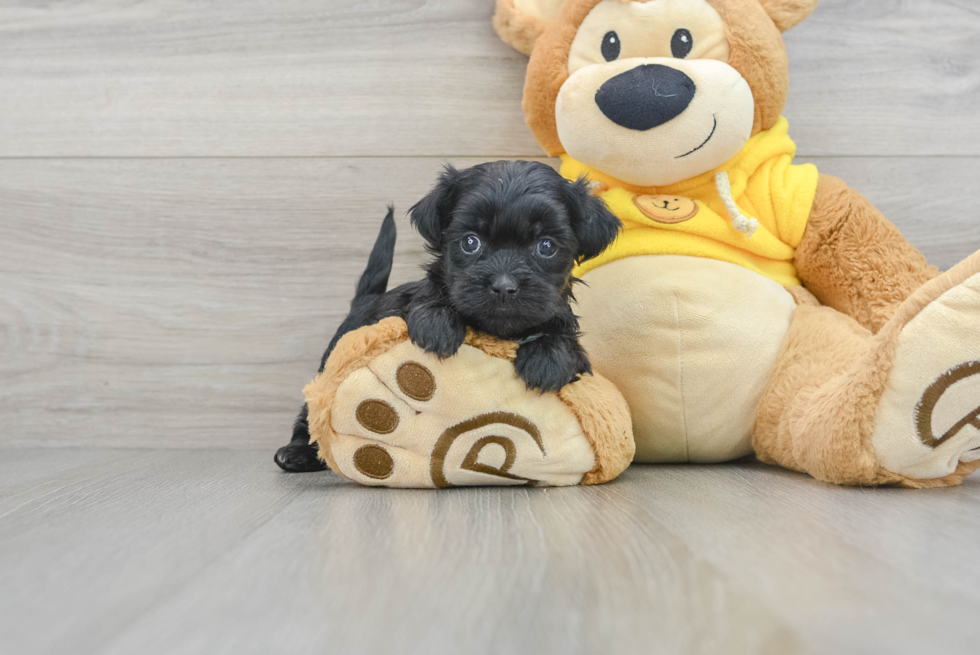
top-left (677, 114), bottom-right (718, 159)
top-left (551, 0), bottom-right (756, 187)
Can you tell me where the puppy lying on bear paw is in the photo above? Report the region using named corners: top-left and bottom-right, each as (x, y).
top-left (304, 317), bottom-right (635, 488)
top-left (276, 159), bottom-right (623, 473)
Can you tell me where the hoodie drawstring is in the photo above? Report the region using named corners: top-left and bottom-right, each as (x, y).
top-left (715, 171), bottom-right (759, 238)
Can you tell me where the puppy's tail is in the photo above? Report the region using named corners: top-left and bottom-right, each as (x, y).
top-left (354, 206), bottom-right (397, 299)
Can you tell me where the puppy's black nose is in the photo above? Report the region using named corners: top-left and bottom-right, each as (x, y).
top-left (595, 64), bottom-right (696, 131)
top-left (490, 274), bottom-right (519, 298)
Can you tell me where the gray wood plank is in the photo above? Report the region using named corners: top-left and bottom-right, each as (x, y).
top-left (785, 0), bottom-right (980, 156)
top-left (2, 449), bottom-right (980, 655)
top-left (0, 449), bottom-right (309, 655)
top-left (0, 0), bottom-right (978, 157)
top-left (0, 0), bottom-right (534, 158)
top-left (0, 156), bottom-right (542, 449)
top-left (1, 156), bottom-right (978, 449)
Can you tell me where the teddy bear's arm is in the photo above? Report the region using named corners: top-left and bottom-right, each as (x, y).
top-left (793, 174), bottom-right (940, 333)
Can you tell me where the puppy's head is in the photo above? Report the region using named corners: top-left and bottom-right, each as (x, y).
top-left (409, 160), bottom-right (621, 337)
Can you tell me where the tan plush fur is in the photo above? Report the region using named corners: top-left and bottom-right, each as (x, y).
top-left (753, 304), bottom-right (904, 486)
top-left (756, 251), bottom-right (980, 488)
top-left (758, 0), bottom-right (821, 33)
top-left (462, 328), bottom-right (520, 361)
top-left (304, 318), bottom-right (635, 486)
top-left (559, 371), bottom-right (636, 484)
top-left (493, 0), bottom-right (553, 56)
top-left (785, 285), bottom-right (821, 307)
top-left (795, 175), bottom-right (940, 334)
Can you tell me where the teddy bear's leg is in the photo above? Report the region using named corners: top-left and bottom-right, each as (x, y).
top-left (795, 174), bottom-right (941, 333)
top-left (753, 294), bottom-right (893, 486)
top-left (755, 252), bottom-right (980, 488)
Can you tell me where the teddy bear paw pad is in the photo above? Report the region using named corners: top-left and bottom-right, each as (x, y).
top-left (318, 338), bottom-right (600, 488)
top-left (873, 261), bottom-right (980, 481)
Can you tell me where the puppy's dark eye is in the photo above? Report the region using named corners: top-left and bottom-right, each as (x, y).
top-left (601, 31), bottom-right (621, 62)
top-left (536, 239), bottom-right (558, 259)
top-left (461, 234), bottom-right (482, 255)
top-left (671, 29), bottom-right (693, 59)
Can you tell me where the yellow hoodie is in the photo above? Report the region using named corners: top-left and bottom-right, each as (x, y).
top-left (565, 118), bottom-right (819, 287)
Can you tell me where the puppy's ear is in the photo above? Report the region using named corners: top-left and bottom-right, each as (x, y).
top-left (409, 165), bottom-right (465, 251)
top-left (560, 177), bottom-right (621, 262)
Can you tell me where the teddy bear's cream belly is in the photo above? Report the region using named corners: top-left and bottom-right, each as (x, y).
top-left (576, 255), bottom-right (797, 463)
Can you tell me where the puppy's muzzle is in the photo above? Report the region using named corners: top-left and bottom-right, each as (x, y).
top-left (490, 273), bottom-right (519, 298)
top-left (595, 64), bottom-right (696, 131)
top-left (483, 251), bottom-right (527, 303)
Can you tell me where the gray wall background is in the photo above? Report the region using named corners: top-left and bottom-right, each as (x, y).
top-left (2, 0), bottom-right (979, 449)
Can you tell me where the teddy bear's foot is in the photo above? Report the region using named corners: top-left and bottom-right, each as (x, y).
top-left (872, 252), bottom-right (980, 484)
top-left (303, 318), bottom-right (634, 488)
top-left (323, 345), bottom-right (599, 487)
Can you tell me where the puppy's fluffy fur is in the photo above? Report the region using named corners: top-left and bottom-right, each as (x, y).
top-left (275, 160), bottom-right (621, 472)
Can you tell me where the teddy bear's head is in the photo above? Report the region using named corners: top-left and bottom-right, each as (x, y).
top-left (495, 0), bottom-right (819, 186)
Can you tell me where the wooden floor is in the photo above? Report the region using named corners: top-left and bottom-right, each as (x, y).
top-left (3, 449), bottom-right (980, 655)
top-left (2, 0), bottom-right (980, 653)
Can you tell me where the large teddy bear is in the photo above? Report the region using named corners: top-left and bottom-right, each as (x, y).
top-left (490, 0), bottom-right (980, 487)
top-left (305, 0), bottom-right (980, 490)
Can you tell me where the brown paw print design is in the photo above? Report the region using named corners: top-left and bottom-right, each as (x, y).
top-left (915, 361), bottom-right (980, 449)
top-left (871, 266), bottom-right (980, 480)
top-left (323, 338), bottom-right (598, 488)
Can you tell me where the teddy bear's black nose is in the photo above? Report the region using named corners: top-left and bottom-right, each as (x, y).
top-left (594, 64), bottom-right (696, 131)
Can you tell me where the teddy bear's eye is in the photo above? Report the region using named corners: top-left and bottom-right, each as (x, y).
top-left (601, 31), bottom-right (621, 62)
top-left (671, 29), bottom-right (693, 59)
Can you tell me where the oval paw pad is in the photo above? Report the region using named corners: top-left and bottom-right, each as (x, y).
top-left (396, 361), bottom-right (436, 401)
top-left (353, 444), bottom-right (395, 480)
top-left (355, 399), bottom-right (400, 434)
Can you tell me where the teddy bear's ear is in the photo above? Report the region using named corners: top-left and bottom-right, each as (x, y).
top-left (758, 0), bottom-right (820, 32)
top-left (493, 0), bottom-right (565, 55)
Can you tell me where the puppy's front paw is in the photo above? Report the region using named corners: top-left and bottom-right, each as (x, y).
top-left (515, 339), bottom-right (585, 393)
top-left (274, 443), bottom-right (328, 473)
top-left (407, 307), bottom-right (466, 359)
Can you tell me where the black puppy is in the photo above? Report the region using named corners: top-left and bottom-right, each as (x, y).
top-left (275, 160), bottom-right (621, 472)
